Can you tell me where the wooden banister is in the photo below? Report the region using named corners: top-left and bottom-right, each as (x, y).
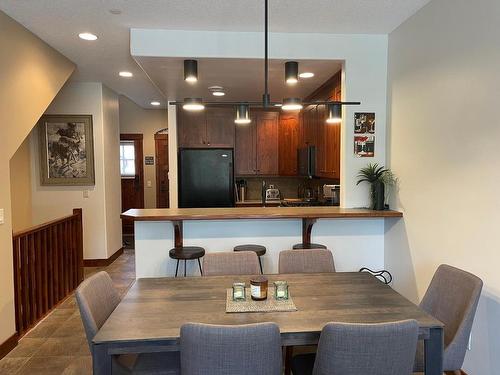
top-left (12, 208), bottom-right (83, 337)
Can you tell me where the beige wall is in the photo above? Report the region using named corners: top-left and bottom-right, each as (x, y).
top-left (386, 0), bottom-right (500, 373)
top-left (0, 11), bottom-right (74, 345)
top-left (10, 137), bottom-right (33, 232)
top-left (119, 95), bottom-right (168, 208)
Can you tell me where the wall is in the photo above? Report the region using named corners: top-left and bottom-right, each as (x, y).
top-left (119, 95), bottom-right (168, 208)
top-left (30, 82), bottom-right (122, 260)
top-left (9, 137), bottom-right (33, 232)
top-left (386, 0), bottom-right (500, 373)
top-left (0, 10), bottom-right (74, 347)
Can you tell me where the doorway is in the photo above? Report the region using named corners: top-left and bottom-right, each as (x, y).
top-left (120, 134), bottom-right (144, 235)
top-left (155, 133), bottom-right (169, 208)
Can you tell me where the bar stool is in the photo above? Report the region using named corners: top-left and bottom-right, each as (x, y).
top-left (233, 244), bottom-right (266, 274)
top-left (169, 246), bottom-right (205, 277)
top-left (292, 243), bottom-right (327, 250)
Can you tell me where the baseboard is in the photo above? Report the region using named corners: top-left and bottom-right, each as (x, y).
top-left (0, 333), bottom-right (18, 360)
top-left (84, 247), bottom-right (124, 267)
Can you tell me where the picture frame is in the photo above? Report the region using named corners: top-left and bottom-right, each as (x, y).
top-left (38, 114), bottom-right (95, 186)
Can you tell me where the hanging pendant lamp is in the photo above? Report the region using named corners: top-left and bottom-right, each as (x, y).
top-left (183, 98), bottom-right (204, 111)
top-left (326, 103), bottom-right (342, 123)
top-left (285, 61), bottom-right (299, 84)
top-left (235, 103), bottom-right (251, 124)
top-left (282, 98), bottom-right (303, 111)
top-left (184, 60), bottom-right (198, 83)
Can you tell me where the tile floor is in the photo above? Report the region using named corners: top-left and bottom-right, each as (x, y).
top-left (0, 249), bottom-right (136, 375)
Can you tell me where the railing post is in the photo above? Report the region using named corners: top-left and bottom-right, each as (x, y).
top-left (73, 208), bottom-right (84, 283)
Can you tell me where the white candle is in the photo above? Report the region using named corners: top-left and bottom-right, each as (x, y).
top-left (234, 290), bottom-right (243, 299)
top-left (277, 290), bottom-right (285, 298)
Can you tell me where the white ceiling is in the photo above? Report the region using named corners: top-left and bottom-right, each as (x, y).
top-left (0, 0), bottom-right (431, 108)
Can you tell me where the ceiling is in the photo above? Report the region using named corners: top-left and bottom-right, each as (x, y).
top-left (0, 0), bottom-right (431, 108)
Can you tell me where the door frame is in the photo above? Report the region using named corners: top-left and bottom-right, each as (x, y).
top-left (120, 133), bottom-right (145, 210)
top-left (154, 133), bottom-right (169, 208)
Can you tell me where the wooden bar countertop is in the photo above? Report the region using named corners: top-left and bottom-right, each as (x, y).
top-left (121, 206), bottom-right (403, 222)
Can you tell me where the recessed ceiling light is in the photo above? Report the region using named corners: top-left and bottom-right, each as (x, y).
top-left (119, 71), bottom-right (133, 78)
top-left (151, 101), bottom-right (161, 106)
top-left (78, 32), bottom-right (98, 41)
top-left (299, 72), bottom-right (315, 79)
top-left (212, 91), bottom-right (225, 97)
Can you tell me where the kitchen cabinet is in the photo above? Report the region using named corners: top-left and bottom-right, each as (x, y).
top-left (234, 116), bottom-right (256, 175)
top-left (278, 113), bottom-right (300, 176)
top-left (177, 107), bottom-right (234, 148)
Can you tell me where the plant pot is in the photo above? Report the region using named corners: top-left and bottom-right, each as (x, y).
top-left (371, 181), bottom-right (385, 211)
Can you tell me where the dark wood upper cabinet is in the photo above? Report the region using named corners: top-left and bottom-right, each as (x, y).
top-left (256, 111), bottom-right (279, 175)
top-left (205, 108), bottom-right (235, 147)
top-left (279, 113), bottom-right (300, 176)
top-left (177, 109), bottom-right (207, 147)
top-left (235, 118), bottom-right (256, 175)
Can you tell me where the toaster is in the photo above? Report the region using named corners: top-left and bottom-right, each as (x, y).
top-left (265, 185), bottom-right (281, 202)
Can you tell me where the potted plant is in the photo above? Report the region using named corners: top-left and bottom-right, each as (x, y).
top-left (356, 163), bottom-right (391, 210)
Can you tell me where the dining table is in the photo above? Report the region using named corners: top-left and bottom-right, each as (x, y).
top-left (92, 272), bottom-right (444, 374)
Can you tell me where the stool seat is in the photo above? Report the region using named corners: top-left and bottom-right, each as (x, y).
top-left (233, 244), bottom-right (266, 274)
top-left (169, 246), bottom-right (205, 277)
top-left (292, 243), bottom-right (327, 250)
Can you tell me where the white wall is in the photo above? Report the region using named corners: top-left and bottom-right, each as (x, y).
top-left (131, 30), bottom-right (389, 209)
top-left (31, 82), bottom-right (122, 260)
top-left (386, 0), bottom-right (500, 373)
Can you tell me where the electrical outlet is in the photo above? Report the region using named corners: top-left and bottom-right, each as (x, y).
top-left (467, 333), bottom-right (472, 350)
top-left (0, 208), bottom-right (4, 224)
top-left (83, 190), bottom-right (89, 198)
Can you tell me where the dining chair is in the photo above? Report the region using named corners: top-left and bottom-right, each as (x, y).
top-left (202, 251), bottom-right (261, 276)
top-left (180, 322), bottom-right (282, 375)
top-left (292, 320), bottom-right (419, 375)
top-left (413, 264), bottom-right (483, 373)
top-left (76, 271), bottom-right (180, 374)
top-left (278, 249), bottom-right (335, 274)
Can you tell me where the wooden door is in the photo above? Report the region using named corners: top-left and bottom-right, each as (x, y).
top-left (206, 108), bottom-right (235, 147)
top-left (155, 134), bottom-right (169, 208)
top-left (177, 108), bottom-right (207, 147)
top-left (235, 118), bottom-right (256, 175)
top-left (279, 113), bottom-right (300, 176)
top-left (120, 134), bottom-right (144, 234)
top-left (256, 111), bottom-right (279, 175)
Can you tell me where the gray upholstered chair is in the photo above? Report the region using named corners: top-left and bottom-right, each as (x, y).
top-left (180, 322), bottom-right (282, 375)
top-left (76, 271), bottom-right (180, 374)
top-left (414, 264), bottom-right (483, 373)
top-left (278, 249), bottom-right (335, 274)
top-left (292, 320), bottom-right (419, 375)
top-left (202, 251), bottom-right (261, 276)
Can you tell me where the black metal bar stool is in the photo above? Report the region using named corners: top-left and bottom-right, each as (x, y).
top-left (169, 246), bottom-right (205, 277)
top-left (233, 244), bottom-right (266, 274)
top-left (292, 243), bottom-right (327, 250)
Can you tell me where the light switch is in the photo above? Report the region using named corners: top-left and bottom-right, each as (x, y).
top-left (83, 190), bottom-right (89, 198)
top-left (0, 208), bottom-right (4, 224)
top-left (147, 180), bottom-right (152, 188)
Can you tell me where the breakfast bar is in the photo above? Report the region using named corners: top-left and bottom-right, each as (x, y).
top-left (122, 207), bottom-right (403, 278)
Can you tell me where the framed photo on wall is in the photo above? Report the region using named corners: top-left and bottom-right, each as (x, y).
top-left (38, 114), bottom-right (95, 186)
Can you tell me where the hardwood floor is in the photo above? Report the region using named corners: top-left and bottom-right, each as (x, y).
top-left (0, 249), bottom-right (135, 375)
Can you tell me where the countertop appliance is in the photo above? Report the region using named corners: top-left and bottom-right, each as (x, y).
top-left (179, 148), bottom-right (234, 208)
top-left (265, 185), bottom-right (281, 203)
top-left (298, 146), bottom-right (316, 178)
top-left (323, 184), bottom-right (340, 206)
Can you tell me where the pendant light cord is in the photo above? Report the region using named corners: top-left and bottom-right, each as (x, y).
top-left (263, 0), bottom-right (270, 107)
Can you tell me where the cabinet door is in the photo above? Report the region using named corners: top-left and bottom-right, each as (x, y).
top-left (323, 84), bottom-right (341, 178)
top-left (301, 105), bottom-right (318, 147)
top-left (256, 112), bottom-right (279, 175)
top-left (206, 108), bottom-right (235, 147)
top-left (316, 105), bottom-right (327, 175)
top-left (279, 113), bottom-right (300, 176)
top-left (177, 108), bottom-right (206, 147)
top-left (235, 119), bottom-right (256, 175)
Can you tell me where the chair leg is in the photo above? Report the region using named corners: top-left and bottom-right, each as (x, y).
top-left (175, 260), bottom-right (179, 277)
top-left (258, 257), bottom-right (263, 274)
top-left (284, 346), bottom-right (293, 375)
top-left (197, 258), bottom-right (203, 276)
top-left (184, 260), bottom-right (187, 277)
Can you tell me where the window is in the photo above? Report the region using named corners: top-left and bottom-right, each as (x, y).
top-left (120, 141), bottom-right (136, 177)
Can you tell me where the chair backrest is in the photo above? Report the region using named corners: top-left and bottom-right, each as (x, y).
top-left (278, 249), bottom-right (335, 274)
top-left (203, 251), bottom-right (261, 276)
top-left (420, 264), bottom-right (483, 369)
top-left (75, 271), bottom-right (121, 350)
top-left (313, 320), bottom-right (419, 375)
top-left (180, 322), bottom-right (282, 375)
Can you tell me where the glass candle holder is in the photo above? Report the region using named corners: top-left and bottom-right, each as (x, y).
top-left (274, 281), bottom-right (289, 300)
top-left (232, 282), bottom-right (246, 301)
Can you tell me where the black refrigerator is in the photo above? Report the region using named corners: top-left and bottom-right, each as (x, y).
top-left (178, 148), bottom-right (235, 208)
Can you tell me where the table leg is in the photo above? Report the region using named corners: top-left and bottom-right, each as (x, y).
top-left (302, 218), bottom-right (317, 245)
top-left (92, 343), bottom-right (112, 375)
top-left (175, 259), bottom-right (179, 277)
top-left (173, 220), bottom-right (183, 247)
top-left (197, 258), bottom-right (203, 276)
top-left (424, 327), bottom-right (443, 375)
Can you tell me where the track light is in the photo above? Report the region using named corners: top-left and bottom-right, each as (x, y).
top-left (183, 98), bottom-right (204, 111)
top-left (235, 104), bottom-right (251, 124)
top-left (326, 103), bottom-right (342, 124)
top-left (282, 98), bottom-right (303, 111)
top-left (285, 61), bottom-right (299, 84)
top-left (184, 60), bottom-right (198, 83)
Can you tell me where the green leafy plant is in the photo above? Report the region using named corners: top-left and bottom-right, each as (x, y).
top-left (356, 163), bottom-right (388, 185)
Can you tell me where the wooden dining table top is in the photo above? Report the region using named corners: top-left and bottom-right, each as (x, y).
top-left (93, 272), bottom-right (442, 347)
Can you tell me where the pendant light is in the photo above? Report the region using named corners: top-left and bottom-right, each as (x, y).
top-left (285, 61), bottom-right (299, 84)
top-left (282, 98), bottom-right (303, 111)
top-left (326, 103), bottom-right (342, 123)
top-left (183, 98), bottom-right (204, 111)
top-left (184, 59), bottom-right (198, 83)
top-left (235, 104), bottom-right (251, 124)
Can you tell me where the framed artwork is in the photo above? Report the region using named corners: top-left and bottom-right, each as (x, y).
top-left (354, 112), bottom-right (375, 134)
top-left (38, 114), bottom-right (95, 186)
top-left (354, 135), bottom-right (375, 157)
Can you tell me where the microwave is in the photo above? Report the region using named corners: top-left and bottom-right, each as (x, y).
top-left (298, 146), bottom-right (316, 178)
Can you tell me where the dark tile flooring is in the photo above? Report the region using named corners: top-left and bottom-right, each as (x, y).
top-left (0, 249), bottom-right (136, 375)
